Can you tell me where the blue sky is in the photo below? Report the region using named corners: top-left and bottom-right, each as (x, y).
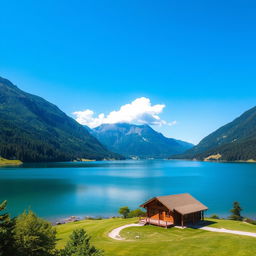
top-left (1, 0), bottom-right (256, 144)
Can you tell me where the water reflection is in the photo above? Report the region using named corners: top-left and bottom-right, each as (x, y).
top-left (0, 160), bottom-right (256, 219)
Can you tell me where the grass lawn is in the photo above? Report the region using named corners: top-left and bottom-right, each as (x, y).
top-left (205, 218), bottom-right (256, 232)
top-left (56, 217), bottom-right (256, 256)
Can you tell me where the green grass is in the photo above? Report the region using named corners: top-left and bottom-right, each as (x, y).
top-left (206, 218), bottom-right (256, 232)
top-left (56, 218), bottom-right (139, 249)
top-left (0, 157), bottom-right (22, 166)
top-left (56, 217), bottom-right (256, 256)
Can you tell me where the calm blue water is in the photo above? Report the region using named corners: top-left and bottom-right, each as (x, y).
top-left (0, 160), bottom-right (256, 220)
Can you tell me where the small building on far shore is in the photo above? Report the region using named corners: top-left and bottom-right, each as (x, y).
top-left (140, 193), bottom-right (208, 228)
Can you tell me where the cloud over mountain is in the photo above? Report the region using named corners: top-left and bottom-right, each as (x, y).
top-left (73, 97), bottom-right (175, 128)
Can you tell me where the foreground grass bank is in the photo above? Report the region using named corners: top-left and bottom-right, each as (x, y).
top-left (56, 217), bottom-right (256, 256)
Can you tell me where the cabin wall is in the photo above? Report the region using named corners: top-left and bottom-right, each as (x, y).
top-left (174, 211), bottom-right (203, 226)
top-left (184, 211), bottom-right (202, 224)
top-left (162, 211), bottom-right (174, 222)
top-left (146, 200), bottom-right (174, 223)
top-left (173, 211), bottom-right (181, 225)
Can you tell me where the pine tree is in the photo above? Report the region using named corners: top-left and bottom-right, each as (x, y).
top-left (61, 229), bottom-right (103, 256)
top-left (0, 200), bottom-right (14, 256)
top-left (229, 201), bottom-right (243, 221)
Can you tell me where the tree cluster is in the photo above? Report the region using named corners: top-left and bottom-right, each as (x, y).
top-left (118, 207), bottom-right (146, 219)
top-left (0, 201), bottom-right (103, 256)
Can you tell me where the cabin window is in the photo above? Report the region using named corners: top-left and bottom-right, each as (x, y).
top-left (166, 212), bottom-right (170, 217)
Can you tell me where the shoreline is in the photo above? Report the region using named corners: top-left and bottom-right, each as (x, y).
top-left (2, 159), bottom-right (256, 166)
top-left (50, 213), bottom-right (256, 225)
top-left (169, 158), bottom-right (256, 164)
top-left (52, 215), bottom-right (118, 225)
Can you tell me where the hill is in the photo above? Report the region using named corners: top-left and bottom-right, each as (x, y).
top-left (56, 217), bottom-right (256, 256)
top-left (0, 76), bottom-right (121, 162)
top-left (174, 106), bottom-right (256, 161)
top-left (90, 123), bottom-right (193, 159)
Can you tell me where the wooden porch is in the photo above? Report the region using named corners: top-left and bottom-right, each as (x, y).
top-left (140, 217), bottom-right (173, 228)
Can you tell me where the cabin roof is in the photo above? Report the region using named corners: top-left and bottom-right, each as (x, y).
top-left (140, 193), bottom-right (208, 215)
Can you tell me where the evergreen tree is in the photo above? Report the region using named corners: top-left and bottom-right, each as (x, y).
top-left (229, 201), bottom-right (243, 221)
top-left (61, 229), bottom-right (103, 256)
top-left (0, 200), bottom-right (14, 256)
top-left (14, 210), bottom-right (57, 256)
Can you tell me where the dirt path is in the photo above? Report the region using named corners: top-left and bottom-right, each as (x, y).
top-left (108, 223), bottom-right (256, 240)
top-left (199, 226), bottom-right (256, 237)
top-left (108, 223), bottom-right (144, 240)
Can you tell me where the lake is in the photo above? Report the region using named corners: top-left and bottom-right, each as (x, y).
top-left (0, 160), bottom-right (256, 221)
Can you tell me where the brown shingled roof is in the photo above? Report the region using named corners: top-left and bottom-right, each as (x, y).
top-left (140, 193), bottom-right (208, 215)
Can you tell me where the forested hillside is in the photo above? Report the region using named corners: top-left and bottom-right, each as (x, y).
top-left (0, 77), bottom-right (120, 162)
top-left (173, 106), bottom-right (256, 161)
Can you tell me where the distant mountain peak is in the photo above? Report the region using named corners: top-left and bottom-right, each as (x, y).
top-left (91, 123), bottom-right (193, 159)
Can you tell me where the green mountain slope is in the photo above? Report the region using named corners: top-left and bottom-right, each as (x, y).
top-left (91, 123), bottom-right (193, 159)
top-left (0, 76), bottom-right (120, 162)
top-left (175, 106), bottom-right (256, 161)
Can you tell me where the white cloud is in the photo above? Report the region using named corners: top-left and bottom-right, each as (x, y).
top-left (73, 97), bottom-right (176, 128)
top-left (168, 120), bottom-right (177, 127)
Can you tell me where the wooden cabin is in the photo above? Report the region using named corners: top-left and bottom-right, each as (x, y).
top-left (140, 193), bottom-right (208, 228)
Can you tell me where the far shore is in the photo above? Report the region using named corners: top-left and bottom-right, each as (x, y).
top-left (169, 158), bottom-right (256, 164)
top-left (73, 158), bottom-right (96, 162)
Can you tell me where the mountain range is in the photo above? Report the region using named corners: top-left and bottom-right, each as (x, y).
top-left (174, 106), bottom-right (256, 161)
top-left (1, 75), bottom-right (255, 163)
top-left (90, 123), bottom-right (193, 159)
top-left (0, 76), bottom-right (121, 162)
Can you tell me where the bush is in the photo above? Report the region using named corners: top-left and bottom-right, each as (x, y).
top-left (128, 209), bottom-right (146, 218)
top-left (14, 210), bottom-right (57, 256)
top-left (118, 207), bottom-right (130, 219)
top-left (244, 218), bottom-right (256, 225)
top-left (210, 214), bottom-right (219, 219)
top-left (60, 229), bottom-right (103, 256)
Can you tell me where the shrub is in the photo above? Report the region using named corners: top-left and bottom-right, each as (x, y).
top-left (244, 218), bottom-right (256, 225)
top-left (210, 214), bottom-right (219, 219)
